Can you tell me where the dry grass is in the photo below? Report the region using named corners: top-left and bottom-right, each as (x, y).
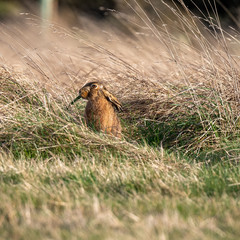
top-left (0, 1), bottom-right (240, 239)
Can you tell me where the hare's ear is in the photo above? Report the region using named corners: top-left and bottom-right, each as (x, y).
top-left (102, 88), bottom-right (122, 111)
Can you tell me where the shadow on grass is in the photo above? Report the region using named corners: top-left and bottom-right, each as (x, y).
top-left (137, 114), bottom-right (202, 148)
top-left (134, 113), bottom-right (240, 163)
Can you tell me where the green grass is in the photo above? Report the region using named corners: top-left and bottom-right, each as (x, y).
top-left (1, 68), bottom-right (240, 239)
top-left (0, 152), bottom-right (239, 240)
top-left (1, 67), bottom-right (240, 239)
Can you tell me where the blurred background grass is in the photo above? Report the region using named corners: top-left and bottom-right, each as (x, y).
top-left (0, 0), bottom-right (239, 29)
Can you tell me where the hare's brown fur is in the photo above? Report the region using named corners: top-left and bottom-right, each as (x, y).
top-left (71, 82), bottom-right (122, 138)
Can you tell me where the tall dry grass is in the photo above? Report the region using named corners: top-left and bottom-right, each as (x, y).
top-left (2, 0), bottom-right (240, 156)
top-left (0, 1), bottom-right (240, 239)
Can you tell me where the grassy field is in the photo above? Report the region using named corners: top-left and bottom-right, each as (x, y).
top-left (0, 1), bottom-right (240, 239)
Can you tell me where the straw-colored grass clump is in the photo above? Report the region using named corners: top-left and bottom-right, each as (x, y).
top-left (0, 1), bottom-right (240, 239)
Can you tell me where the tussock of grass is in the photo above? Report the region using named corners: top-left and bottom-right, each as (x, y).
top-left (0, 69), bottom-right (158, 162)
top-left (1, 61), bottom-right (240, 239)
top-left (1, 1), bottom-right (240, 239)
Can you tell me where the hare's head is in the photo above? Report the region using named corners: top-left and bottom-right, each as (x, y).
top-left (70, 82), bottom-right (122, 111)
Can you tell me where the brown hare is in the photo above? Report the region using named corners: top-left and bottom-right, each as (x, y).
top-left (70, 82), bottom-right (122, 138)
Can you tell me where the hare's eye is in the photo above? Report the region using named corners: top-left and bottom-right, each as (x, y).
top-left (91, 84), bottom-right (98, 89)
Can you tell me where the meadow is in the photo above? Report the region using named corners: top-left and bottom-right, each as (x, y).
top-left (0, 1), bottom-right (240, 239)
